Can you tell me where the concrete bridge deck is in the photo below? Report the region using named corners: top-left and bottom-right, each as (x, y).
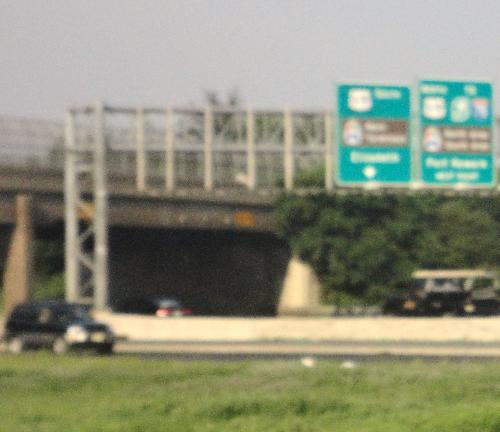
top-left (0, 167), bottom-right (277, 232)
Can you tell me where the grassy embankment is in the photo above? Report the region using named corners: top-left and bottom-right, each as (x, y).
top-left (1, 354), bottom-right (500, 431)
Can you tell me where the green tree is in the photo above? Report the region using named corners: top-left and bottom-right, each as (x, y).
top-left (275, 193), bottom-right (500, 305)
top-left (33, 239), bottom-right (65, 300)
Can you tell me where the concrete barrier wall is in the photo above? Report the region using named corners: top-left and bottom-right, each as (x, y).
top-left (94, 313), bottom-right (500, 343)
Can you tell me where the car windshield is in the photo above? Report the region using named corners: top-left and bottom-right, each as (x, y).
top-left (54, 305), bottom-right (93, 323)
top-left (411, 278), bottom-right (465, 291)
top-left (157, 300), bottom-right (181, 309)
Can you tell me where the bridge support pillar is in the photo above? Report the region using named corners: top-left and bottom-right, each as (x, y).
top-left (3, 195), bottom-right (34, 314)
top-left (278, 255), bottom-right (321, 315)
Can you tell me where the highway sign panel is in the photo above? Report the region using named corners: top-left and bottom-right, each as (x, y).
top-left (336, 84), bottom-right (412, 186)
top-left (418, 79), bottom-right (495, 187)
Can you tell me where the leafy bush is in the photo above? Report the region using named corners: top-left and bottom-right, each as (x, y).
top-left (33, 273), bottom-right (65, 300)
top-left (275, 193), bottom-right (500, 304)
top-left (33, 238), bottom-right (65, 300)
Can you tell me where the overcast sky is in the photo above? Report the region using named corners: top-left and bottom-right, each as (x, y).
top-left (2, 0), bottom-right (500, 119)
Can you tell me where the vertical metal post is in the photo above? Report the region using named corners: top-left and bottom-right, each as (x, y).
top-left (136, 106), bottom-right (146, 192)
top-left (284, 108), bottom-right (294, 191)
top-left (165, 106), bottom-right (175, 192)
top-left (93, 102), bottom-right (109, 310)
top-left (324, 110), bottom-right (334, 192)
top-left (204, 105), bottom-right (214, 191)
top-left (246, 109), bottom-right (256, 190)
top-left (64, 109), bottom-right (79, 302)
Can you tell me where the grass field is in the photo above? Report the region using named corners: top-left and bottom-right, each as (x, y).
top-left (1, 354), bottom-right (500, 431)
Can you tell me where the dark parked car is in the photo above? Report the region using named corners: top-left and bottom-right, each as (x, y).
top-left (4, 300), bottom-right (114, 354)
top-left (383, 270), bottom-right (500, 316)
top-left (382, 284), bottom-right (469, 316)
top-left (117, 297), bottom-right (192, 317)
top-left (466, 287), bottom-right (500, 316)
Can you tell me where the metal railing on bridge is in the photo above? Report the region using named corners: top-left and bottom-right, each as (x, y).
top-left (2, 107), bottom-right (500, 194)
top-left (68, 104), bottom-right (333, 193)
top-left (0, 115), bottom-right (64, 170)
top-left (2, 106), bottom-right (335, 192)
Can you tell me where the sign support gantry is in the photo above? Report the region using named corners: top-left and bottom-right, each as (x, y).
top-left (64, 102), bottom-right (109, 310)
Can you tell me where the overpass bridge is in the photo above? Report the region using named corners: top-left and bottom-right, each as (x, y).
top-left (3, 107), bottom-right (499, 315)
top-left (0, 167), bottom-right (276, 232)
top-left (1, 107), bottom-right (330, 315)
top-left (0, 167), bottom-right (288, 316)
top-left (0, 105), bottom-right (332, 229)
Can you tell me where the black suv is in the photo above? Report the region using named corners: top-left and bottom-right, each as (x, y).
top-left (4, 300), bottom-right (114, 354)
top-left (382, 280), bottom-right (469, 316)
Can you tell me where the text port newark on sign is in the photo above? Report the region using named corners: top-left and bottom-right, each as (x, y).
top-left (418, 79), bottom-right (494, 188)
top-left (336, 84), bottom-right (412, 187)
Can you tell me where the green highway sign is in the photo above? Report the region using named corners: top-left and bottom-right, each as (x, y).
top-left (336, 84), bottom-right (412, 186)
top-left (418, 79), bottom-right (495, 187)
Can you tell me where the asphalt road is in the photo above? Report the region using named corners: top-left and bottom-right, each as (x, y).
top-left (113, 340), bottom-right (500, 361)
top-left (2, 339), bottom-right (500, 361)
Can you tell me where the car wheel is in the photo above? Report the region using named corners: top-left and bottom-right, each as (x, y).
top-left (52, 337), bottom-right (69, 355)
top-left (97, 344), bottom-right (113, 355)
top-left (7, 336), bottom-right (25, 355)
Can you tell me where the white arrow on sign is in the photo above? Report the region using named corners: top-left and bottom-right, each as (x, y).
top-left (363, 165), bottom-right (377, 179)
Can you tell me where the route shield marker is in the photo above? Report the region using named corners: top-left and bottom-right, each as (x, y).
top-left (418, 79), bottom-right (495, 188)
top-left (336, 84), bottom-right (412, 187)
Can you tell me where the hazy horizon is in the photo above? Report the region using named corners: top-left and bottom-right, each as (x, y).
top-left (2, 0), bottom-right (500, 119)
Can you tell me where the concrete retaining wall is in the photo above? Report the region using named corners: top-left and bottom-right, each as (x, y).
top-left (94, 313), bottom-right (500, 343)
